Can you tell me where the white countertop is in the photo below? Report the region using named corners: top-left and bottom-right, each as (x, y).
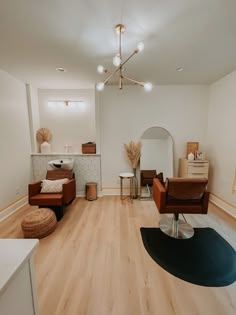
top-left (0, 239), bottom-right (39, 295)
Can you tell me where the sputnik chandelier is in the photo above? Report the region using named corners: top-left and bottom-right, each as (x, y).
top-left (96, 24), bottom-right (153, 91)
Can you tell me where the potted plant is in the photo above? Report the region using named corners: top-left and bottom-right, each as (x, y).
top-left (124, 140), bottom-right (142, 198)
top-left (36, 128), bottom-right (52, 153)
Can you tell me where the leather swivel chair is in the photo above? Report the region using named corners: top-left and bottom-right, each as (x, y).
top-left (153, 177), bottom-right (209, 239)
top-left (28, 170), bottom-right (76, 221)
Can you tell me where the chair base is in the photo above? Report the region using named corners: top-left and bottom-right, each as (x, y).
top-left (159, 216), bottom-right (194, 239)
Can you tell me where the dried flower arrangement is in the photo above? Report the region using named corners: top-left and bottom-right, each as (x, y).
top-left (36, 128), bottom-right (52, 144)
top-left (124, 140), bottom-right (142, 169)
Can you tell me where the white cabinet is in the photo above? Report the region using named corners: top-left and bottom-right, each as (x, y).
top-left (178, 158), bottom-right (209, 179)
top-left (0, 239), bottom-right (39, 315)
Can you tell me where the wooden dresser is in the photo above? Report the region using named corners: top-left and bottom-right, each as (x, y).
top-left (178, 158), bottom-right (209, 179)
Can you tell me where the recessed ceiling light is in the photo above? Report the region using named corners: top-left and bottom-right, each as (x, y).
top-left (176, 67), bottom-right (184, 72)
top-left (56, 67), bottom-right (66, 72)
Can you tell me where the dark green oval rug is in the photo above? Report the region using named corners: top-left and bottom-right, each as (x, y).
top-left (140, 227), bottom-right (236, 287)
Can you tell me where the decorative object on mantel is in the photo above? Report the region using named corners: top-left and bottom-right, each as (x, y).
top-left (82, 142), bottom-right (96, 154)
top-left (195, 151), bottom-right (206, 160)
top-left (124, 141), bottom-right (142, 199)
top-left (187, 152), bottom-right (194, 160)
top-left (64, 145), bottom-right (73, 153)
top-left (36, 128), bottom-right (52, 153)
top-left (186, 142), bottom-right (199, 159)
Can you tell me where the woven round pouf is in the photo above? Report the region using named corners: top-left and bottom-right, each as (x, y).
top-left (21, 208), bottom-right (57, 239)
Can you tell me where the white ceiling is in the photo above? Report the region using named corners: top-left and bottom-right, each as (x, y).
top-left (0, 0), bottom-right (236, 89)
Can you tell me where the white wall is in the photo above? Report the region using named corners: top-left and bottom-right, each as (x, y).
top-left (0, 69), bottom-right (31, 210)
top-left (167, 135), bottom-right (174, 178)
top-left (99, 85), bottom-right (209, 194)
top-left (38, 89), bottom-right (96, 153)
top-left (207, 70), bottom-right (236, 216)
top-left (1, 64), bottom-right (235, 218)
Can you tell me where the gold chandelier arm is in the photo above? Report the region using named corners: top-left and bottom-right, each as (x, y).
top-left (102, 50), bottom-right (138, 85)
top-left (102, 69), bottom-right (122, 77)
top-left (103, 67), bottom-right (121, 85)
top-left (122, 75), bottom-right (144, 87)
top-left (120, 49), bottom-right (138, 67)
top-left (101, 23), bottom-right (139, 87)
top-left (103, 24), bottom-right (124, 86)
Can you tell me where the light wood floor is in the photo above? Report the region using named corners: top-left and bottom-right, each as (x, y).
top-left (0, 196), bottom-right (235, 315)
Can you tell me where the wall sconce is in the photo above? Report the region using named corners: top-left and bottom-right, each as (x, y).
top-left (48, 100), bottom-right (85, 111)
top-left (48, 100), bottom-right (84, 107)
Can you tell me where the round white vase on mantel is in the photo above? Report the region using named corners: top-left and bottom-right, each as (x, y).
top-left (41, 141), bottom-right (51, 154)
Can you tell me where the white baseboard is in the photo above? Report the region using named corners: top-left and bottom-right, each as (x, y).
top-left (77, 188), bottom-right (124, 196)
top-left (102, 188), bottom-right (120, 195)
top-left (76, 190), bottom-right (103, 198)
top-left (210, 193), bottom-right (236, 219)
top-left (0, 195), bottom-right (28, 222)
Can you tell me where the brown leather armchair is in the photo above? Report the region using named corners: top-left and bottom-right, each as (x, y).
top-left (28, 170), bottom-right (76, 221)
top-left (153, 177), bottom-right (209, 239)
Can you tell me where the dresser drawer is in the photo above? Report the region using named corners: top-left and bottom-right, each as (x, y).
top-left (187, 173), bottom-right (208, 178)
top-left (188, 164), bottom-right (209, 174)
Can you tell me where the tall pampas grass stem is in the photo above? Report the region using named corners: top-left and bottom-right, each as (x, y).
top-left (124, 141), bottom-right (142, 169)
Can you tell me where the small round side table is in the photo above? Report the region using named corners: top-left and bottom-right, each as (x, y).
top-left (119, 172), bottom-right (134, 202)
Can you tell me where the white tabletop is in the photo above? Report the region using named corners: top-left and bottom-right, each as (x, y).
top-left (119, 172), bottom-right (134, 178)
top-left (0, 239), bottom-right (39, 295)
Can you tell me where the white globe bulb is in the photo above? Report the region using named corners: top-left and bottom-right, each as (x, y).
top-left (96, 82), bottom-right (105, 91)
top-left (144, 82), bottom-right (153, 91)
top-left (137, 42), bottom-right (144, 52)
top-left (113, 55), bottom-right (121, 67)
top-left (97, 65), bottom-right (104, 74)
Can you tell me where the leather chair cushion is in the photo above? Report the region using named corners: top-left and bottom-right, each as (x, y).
top-left (41, 178), bottom-right (68, 193)
top-left (30, 194), bottom-right (63, 206)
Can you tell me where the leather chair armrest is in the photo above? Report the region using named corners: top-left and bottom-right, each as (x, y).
top-left (28, 181), bottom-right (41, 197)
top-left (63, 179), bottom-right (76, 204)
top-left (153, 178), bottom-right (166, 212)
top-left (155, 172), bottom-right (164, 186)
